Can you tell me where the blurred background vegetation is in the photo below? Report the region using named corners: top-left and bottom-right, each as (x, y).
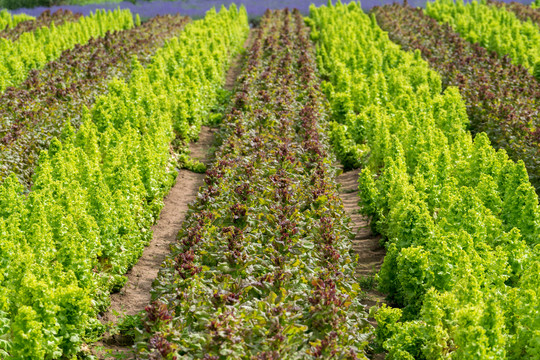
top-left (0, 0), bottom-right (139, 10)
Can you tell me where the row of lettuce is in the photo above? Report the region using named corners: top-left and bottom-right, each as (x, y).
top-left (0, 7), bottom-right (136, 92)
top-left (425, 0), bottom-right (540, 75)
top-left (135, 8), bottom-right (370, 359)
top-left (0, 6), bottom-right (248, 359)
top-left (0, 9), bottom-right (32, 31)
top-left (419, 0), bottom-right (540, 191)
top-left (374, 1), bottom-right (540, 199)
top-left (0, 9), bottom-right (81, 42)
top-left (487, 0), bottom-right (540, 31)
top-left (309, 2), bottom-right (539, 359)
top-left (0, 13), bottom-right (189, 189)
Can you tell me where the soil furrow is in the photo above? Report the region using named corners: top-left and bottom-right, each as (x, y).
top-left (337, 169), bottom-right (385, 275)
top-left (337, 169), bottom-right (386, 360)
top-left (336, 168), bottom-right (387, 309)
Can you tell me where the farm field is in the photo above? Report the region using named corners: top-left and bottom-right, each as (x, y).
top-left (0, 0), bottom-right (538, 359)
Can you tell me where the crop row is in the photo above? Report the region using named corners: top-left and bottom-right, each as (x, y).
top-left (373, 3), bottom-right (540, 193)
top-left (488, 0), bottom-right (540, 30)
top-left (0, 7), bottom-right (248, 359)
top-left (0, 8), bottom-right (134, 92)
top-left (135, 8), bottom-right (370, 359)
top-left (425, 0), bottom-right (540, 76)
top-left (0, 9), bottom-right (81, 42)
top-left (0, 13), bottom-right (189, 188)
top-left (309, 2), bottom-right (539, 358)
top-left (0, 9), bottom-right (32, 31)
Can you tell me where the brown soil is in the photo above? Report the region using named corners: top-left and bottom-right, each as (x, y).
top-left (224, 30), bottom-right (255, 92)
top-left (225, 49), bottom-right (245, 91)
top-left (337, 168), bottom-right (386, 277)
top-left (337, 167), bottom-right (387, 359)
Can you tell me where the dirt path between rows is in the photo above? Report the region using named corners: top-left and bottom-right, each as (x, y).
top-left (91, 32), bottom-right (252, 359)
top-left (336, 168), bottom-right (387, 359)
top-left (337, 168), bottom-right (386, 278)
top-left (93, 127), bottom-right (214, 357)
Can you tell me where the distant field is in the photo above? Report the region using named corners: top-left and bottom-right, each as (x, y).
top-left (5, 0), bottom-right (431, 16)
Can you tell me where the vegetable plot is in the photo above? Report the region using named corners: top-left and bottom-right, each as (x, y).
top-left (0, 9), bottom-right (33, 32)
top-left (0, 14), bottom-right (189, 188)
top-left (487, 0), bottom-right (540, 30)
top-left (0, 9), bottom-right (81, 42)
top-left (425, 0), bottom-right (540, 77)
top-left (309, 2), bottom-right (540, 358)
top-left (373, 3), bottom-right (540, 193)
top-left (0, 6), bottom-right (247, 359)
top-left (0, 8), bottom-right (133, 92)
top-left (136, 9), bottom-right (370, 359)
